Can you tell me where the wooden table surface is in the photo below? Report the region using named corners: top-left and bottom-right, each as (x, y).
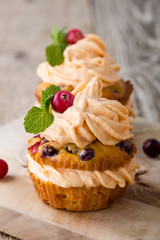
top-left (0, 0), bottom-right (160, 239)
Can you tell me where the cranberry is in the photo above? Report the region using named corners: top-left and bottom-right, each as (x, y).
top-left (41, 145), bottom-right (59, 157)
top-left (51, 91), bottom-right (74, 113)
top-left (28, 137), bottom-right (49, 155)
top-left (66, 29), bottom-right (84, 44)
top-left (0, 159), bottom-right (8, 179)
top-left (28, 141), bottom-right (41, 154)
top-left (143, 138), bottom-right (160, 158)
top-left (79, 149), bottom-right (95, 161)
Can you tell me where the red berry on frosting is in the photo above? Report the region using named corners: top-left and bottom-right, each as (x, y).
top-left (0, 159), bottom-right (8, 179)
top-left (143, 138), bottom-right (160, 158)
top-left (66, 29), bottom-right (84, 44)
top-left (52, 91), bottom-right (74, 113)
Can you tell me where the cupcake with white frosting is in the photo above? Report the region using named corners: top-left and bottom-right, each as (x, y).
top-left (35, 27), bottom-right (135, 116)
top-left (24, 76), bottom-right (139, 211)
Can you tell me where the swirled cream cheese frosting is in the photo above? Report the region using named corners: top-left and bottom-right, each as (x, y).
top-left (37, 34), bottom-right (120, 88)
top-left (28, 155), bottom-right (139, 188)
top-left (41, 76), bottom-right (133, 148)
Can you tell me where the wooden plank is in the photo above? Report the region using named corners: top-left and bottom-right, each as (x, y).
top-left (0, 207), bottom-right (92, 240)
top-left (94, 0), bottom-right (160, 121)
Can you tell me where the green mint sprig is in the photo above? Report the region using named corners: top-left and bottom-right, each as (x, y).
top-left (46, 26), bottom-right (67, 67)
top-left (23, 107), bottom-right (54, 134)
top-left (41, 85), bottom-right (61, 111)
top-left (24, 85), bottom-right (60, 134)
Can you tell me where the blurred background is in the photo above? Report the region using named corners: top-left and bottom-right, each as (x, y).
top-left (0, 0), bottom-right (160, 128)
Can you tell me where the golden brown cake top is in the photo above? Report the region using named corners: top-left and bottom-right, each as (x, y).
top-left (28, 136), bottom-right (137, 171)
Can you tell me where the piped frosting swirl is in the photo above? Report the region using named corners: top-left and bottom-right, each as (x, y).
top-left (37, 34), bottom-right (120, 88)
top-left (41, 76), bottom-right (133, 148)
top-left (28, 155), bottom-right (139, 188)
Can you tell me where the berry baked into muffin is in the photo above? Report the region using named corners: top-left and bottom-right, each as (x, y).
top-left (24, 76), bottom-right (139, 211)
top-left (35, 26), bottom-right (135, 116)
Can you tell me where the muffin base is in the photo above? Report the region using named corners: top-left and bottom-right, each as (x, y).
top-left (29, 170), bottom-right (127, 211)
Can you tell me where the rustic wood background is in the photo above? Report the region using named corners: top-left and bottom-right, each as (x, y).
top-left (0, 0), bottom-right (160, 239)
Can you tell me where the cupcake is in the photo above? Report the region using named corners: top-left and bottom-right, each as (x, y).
top-left (35, 27), bottom-right (135, 116)
top-left (24, 76), bottom-right (139, 211)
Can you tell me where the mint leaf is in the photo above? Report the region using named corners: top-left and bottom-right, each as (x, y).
top-left (50, 26), bottom-right (59, 44)
top-left (50, 26), bottom-right (67, 44)
top-left (46, 26), bottom-right (68, 67)
top-left (46, 43), bottom-right (67, 66)
top-left (24, 107), bottom-right (54, 134)
top-left (58, 26), bottom-right (67, 44)
top-left (24, 85), bottom-right (61, 134)
top-left (45, 94), bottom-right (55, 112)
top-left (41, 85), bottom-right (60, 111)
